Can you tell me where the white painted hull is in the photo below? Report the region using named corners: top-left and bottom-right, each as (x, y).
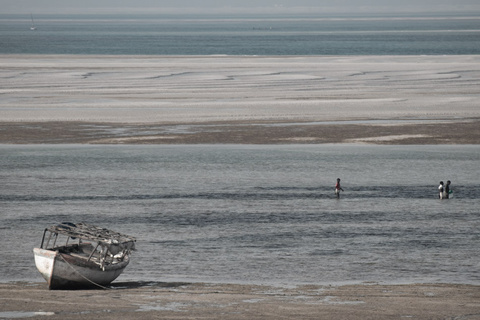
top-left (33, 248), bottom-right (129, 290)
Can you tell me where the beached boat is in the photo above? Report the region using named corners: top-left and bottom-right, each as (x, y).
top-left (33, 222), bottom-right (136, 290)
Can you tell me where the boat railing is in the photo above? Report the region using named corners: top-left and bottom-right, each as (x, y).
top-left (40, 228), bottom-right (131, 268)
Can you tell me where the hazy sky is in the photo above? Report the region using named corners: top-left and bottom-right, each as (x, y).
top-left (2, 0), bottom-right (480, 14)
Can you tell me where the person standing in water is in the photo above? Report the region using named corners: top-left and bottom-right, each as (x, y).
top-left (335, 178), bottom-right (344, 199)
top-left (438, 181), bottom-right (444, 199)
top-left (445, 180), bottom-right (452, 199)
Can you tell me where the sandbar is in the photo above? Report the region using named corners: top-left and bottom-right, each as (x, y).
top-left (1, 55), bottom-right (480, 144)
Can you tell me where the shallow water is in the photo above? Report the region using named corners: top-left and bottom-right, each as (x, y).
top-left (1, 144), bottom-right (479, 286)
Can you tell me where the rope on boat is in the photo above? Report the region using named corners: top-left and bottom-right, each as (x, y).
top-left (59, 254), bottom-right (111, 290)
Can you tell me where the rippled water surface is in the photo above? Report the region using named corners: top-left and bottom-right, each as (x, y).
top-left (1, 144), bottom-right (479, 285)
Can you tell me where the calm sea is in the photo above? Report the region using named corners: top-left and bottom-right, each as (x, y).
top-left (1, 13), bottom-right (480, 55)
top-left (1, 144), bottom-right (479, 286)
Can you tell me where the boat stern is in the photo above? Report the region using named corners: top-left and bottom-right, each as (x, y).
top-left (33, 248), bottom-right (56, 288)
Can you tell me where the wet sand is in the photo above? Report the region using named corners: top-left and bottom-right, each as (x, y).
top-left (1, 282), bottom-right (479, 319)
top-left (1, 119), bottom-right (480, 144)
top-left (1, 55), bottom-right (480, 144)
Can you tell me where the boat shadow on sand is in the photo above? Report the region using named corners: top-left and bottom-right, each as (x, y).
top-left (108, 281), bottom-right (192, 290)
top-left (33, 281), bottom-right (192, 291)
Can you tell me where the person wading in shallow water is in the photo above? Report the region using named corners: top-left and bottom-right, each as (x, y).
top-left (438, 181), bottom-right (444, 199)
top-left (445, 180), bottom-right (452, 199)
top-left (335, 178), bottom-right (344, 199)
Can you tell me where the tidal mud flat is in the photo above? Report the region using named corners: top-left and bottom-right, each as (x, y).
top-left (1, 282), bottom-right (479, 319)
top-left (1, 55), bottom-right (480, 319)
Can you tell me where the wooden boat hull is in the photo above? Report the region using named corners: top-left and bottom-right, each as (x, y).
top-left (33, 248), bottom-right (129, 290)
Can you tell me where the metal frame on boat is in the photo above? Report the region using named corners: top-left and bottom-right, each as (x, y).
top-left (33, 222), bottom-right (136, 290)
